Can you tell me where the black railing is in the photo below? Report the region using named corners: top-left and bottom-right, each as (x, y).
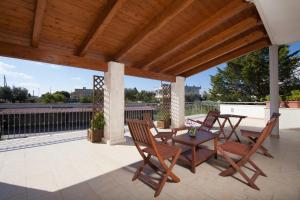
top-left (0, 102), bottom-right (219, 140)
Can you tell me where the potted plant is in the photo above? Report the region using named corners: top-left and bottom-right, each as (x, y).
top-left (156, 110), bottom-right (171, 129)
top-left (265, 95), bottom-right (287, 108)
top-left (87, 112), bottom-right (105, 143)
top-left (285, 90), bottom-right (300, 108)
top-left (265, 90), bottom-right (300, 108)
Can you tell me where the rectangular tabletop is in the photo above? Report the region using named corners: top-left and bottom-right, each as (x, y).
top-left (172, 130), bottom-right (218, 173)
top-left (217, 114), bottom-right (247, 119)
top-left (172, 130), bottom-right (218, 146)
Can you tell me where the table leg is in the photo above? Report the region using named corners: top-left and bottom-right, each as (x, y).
top-left (227, 118), bottom-right (242, 142)
top-left (218, 118), bottom-right (227, 139)
top-left (191, 146), bottom-right (196, 173)
top-left (214, 137), bottom-right (218, 159)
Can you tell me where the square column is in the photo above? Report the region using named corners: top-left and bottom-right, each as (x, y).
top-left (269, 45), bottom-right (280, 137)
top-left (103, 61), bottom-right (126, 145)
top-left (171, 76), bottom-right (185, 128)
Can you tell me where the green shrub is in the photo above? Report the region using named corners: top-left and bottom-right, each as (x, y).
top-left (286, 90), bottom-right (300, 101)
top-left (91, 112), bottom-right (105, 130)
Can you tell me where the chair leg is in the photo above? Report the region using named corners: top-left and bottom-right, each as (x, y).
top-left (259, 145), bottom-right (274, 158)
top-left (132, 155), bottom-right (151, 181)
top-left (154, 174), bottom-right (168, 197)
top-left (218, 147), bottom-right (260, 190)
top-left (248, 159), bottom-right (267, 177)
top-left (247, 136), bottom-right (273, 158)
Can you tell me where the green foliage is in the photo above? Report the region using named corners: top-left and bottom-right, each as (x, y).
top-left (0, 86), bottom-right (29, 103)
top-left (91, 112), bottom-right (105, 130)
top-left (40, 93), bottom-right (54, 103)
top-left (12, 87), bottom-right (28, 102)
top-left (125, 88), bottom-right (158, 103)
top-left (58, 91), bottom-right (70, 99)
top-left (209, 45), bottom-right (300, 102)
top-left (40, 91), bottom-right (69, 103)
top-left (0, 86), bottom-right (13, 102)
top-left (286, 90), bottom-right (300, 101)
top-left (79, 96), bottom-right (92, 103)
top-left (185, 94), bottom-right (202, 102)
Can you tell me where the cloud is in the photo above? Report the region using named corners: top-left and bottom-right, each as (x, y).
top-left (0, 61), bottom-right (32, 80)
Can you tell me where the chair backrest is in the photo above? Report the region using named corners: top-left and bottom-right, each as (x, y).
top-left (247, 113), bottom-right (280, 157)
top-left (200, 111), bottom-right (220, 130)
top-left (143, 113), bottom-right (159, 133)
top-left (127, 119), bottom-right (157, 150)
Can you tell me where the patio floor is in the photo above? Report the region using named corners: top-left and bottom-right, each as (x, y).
top-left (0, 117), bottom-right (299, 200)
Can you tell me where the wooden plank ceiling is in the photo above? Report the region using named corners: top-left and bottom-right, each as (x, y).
top-left (0, 0), bottom-right (270, 82)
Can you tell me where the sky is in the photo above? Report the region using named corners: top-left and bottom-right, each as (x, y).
top-left (0, 41), bottom-right (300, 96)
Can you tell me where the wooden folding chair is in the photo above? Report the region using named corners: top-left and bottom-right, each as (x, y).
top-left (127, 119), bottom-right (181, 197)
top-left (241, 113), bottom-right (280, 158)
top-left (187, 111), bottom-right (220, 132)
top-left (217, 113), bottom-right (280, 190)
top-left (143, 113), bottom-right (177, 144)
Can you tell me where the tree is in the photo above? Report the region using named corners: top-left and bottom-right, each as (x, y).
top-left (12, 87), bottom-right (28, 102)
top-left (209, 45), bottom-right (300, 102)
top-left (59, 91), bottom-right (70, 99)
top-left (52, 92), bottom-right (66, 103)
top-left (79, 96), bottom-right (92, 103)
top-left (40, 92), bottom-right (54, 103)
top-left (0, 86), bottom-right (13, 102)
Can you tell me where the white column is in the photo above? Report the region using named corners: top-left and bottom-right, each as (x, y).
top-left (171, 76), bottom-right (185, 128)
top-left (269, 45), bottom-right (280, 137)
top-left (103, 61), bottom-right (126, 145)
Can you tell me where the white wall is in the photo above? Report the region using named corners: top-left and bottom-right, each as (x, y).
top-left (265, 108), bottom-right (300, 129)
top-left (220, 104), bottom-right (300, 129)
top-left (220, 104), bottom-right (265, 119)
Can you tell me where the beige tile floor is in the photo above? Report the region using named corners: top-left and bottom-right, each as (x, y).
top-left (0, 117), bottom-right (299, 200)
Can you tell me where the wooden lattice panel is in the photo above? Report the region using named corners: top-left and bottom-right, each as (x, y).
top-left (161, 82), bottom-right (171, 120)
top-left (93, 75), bottom-right (105, 114)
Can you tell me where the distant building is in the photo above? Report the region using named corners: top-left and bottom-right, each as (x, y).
top-left (70, 87), bottom-right (93, 100)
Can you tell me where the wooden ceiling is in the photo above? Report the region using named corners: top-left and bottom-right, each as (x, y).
top-left (0, 0), bottom-right (270, 82)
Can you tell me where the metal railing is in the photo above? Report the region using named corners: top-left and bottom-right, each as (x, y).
top-left (185, 101), bottom-right (220, 116)
top-left (0, 108), bottom-right (92, 140)
top-left (0, 102), bottom-right (220, 140)
top-left (0, 105), bottom-right (156, 140)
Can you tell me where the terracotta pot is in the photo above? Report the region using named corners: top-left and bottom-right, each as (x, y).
top-left (157, 119), bottom-right (171, 129)
top-left (266, 101), bottom-right (300, 108)
top-left (87, 128), bottom-right (103, 143)
top-left (285, 101), bottom-right (300, 108)
top-left (265, 101), bottom-right (287, 108)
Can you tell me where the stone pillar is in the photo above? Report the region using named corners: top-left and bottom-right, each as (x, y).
top-left (269, 45), bottom-right (280, 137)
top-left (171, 76), bottom-right (185, 128)
top-left (103, 61), bottom-right (126, 145)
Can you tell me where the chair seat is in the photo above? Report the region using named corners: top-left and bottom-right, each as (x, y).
top-left (218, 141), bottom-right (251, 156)
top-left (154, 132), bottom-right (174, 139)
top-left (143, 144), bottom-right (180, 160)
top-left (241, 130), bottom-right (261, 138)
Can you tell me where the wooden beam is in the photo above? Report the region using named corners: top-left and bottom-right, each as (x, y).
top-left (114, 0), bottom-right (194, 61)
top-left (180, 39), bottom-right (270, 77)
top-left (138, 0), bottom-right (253, 70)
top-left (0, 41), bottom-right (108, 71)
top-left (0, 42), bottom-right (175, 82)
top-left (155, 17), bottom-right (260, 73)
top-left (77, 0), bottom-right (125, 57)
top-left (125, 67), bottom-right (175, 82)
top-left (32, 0), bottom-right (47, 47)
top-left (170, 31), bottom-right (266, 75)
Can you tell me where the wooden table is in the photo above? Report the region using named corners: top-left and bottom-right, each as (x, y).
top-left (172, 130), bottom-right (218, 173)
top-left (216, 114), bottom-right (246, 142)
